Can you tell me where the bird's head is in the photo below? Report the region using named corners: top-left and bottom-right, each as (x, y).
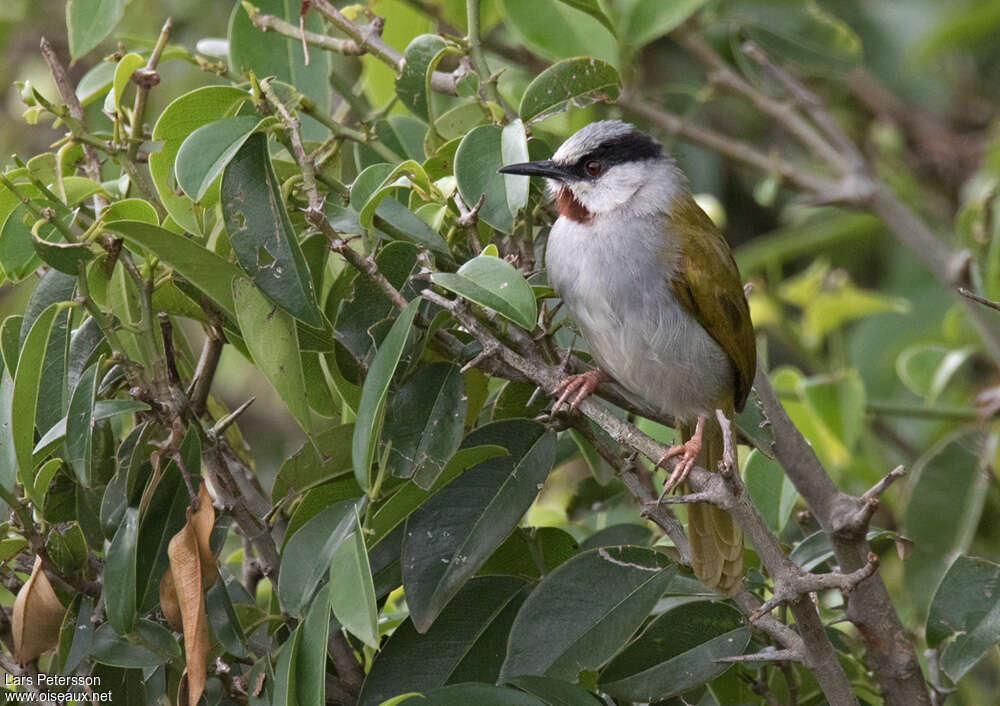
top-left (499, 120), bottom-right (681, 222)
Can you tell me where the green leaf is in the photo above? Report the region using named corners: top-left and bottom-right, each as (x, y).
top-left (277, 499), bottom-right (359, 617)
top-left (33, 399), bottom-right (150, 457)
top-left (927, 555), bottom-right (1000, 682)
top-left (518, 57), bottom-right (621, 124)
top-left (352, 299), bottom-right (421, 491)
top-left (222, 132), bottom-right (323, 327)
top-left (65, 362), bottom-right (99, 487)
top-left (104, 507), bottom-right (138, 635)
top-left (502, 0), bottom-right (618, 66)
top-left (0, 371), bottom-right (15, 493)
top-left (296, 584), bottom-right (332, 705)
top-left (232, 277), bottom-right (313, 435)
top-left (75, 61), bottom-right (115, 105)
top-left (330, 509), bottom-right (379, 648)
top-left (721, 0), bottom-right (863, 75)
top-left (405, 683), bottom-right (548, 705)
top-left (480, 527), bottom-right (581, 580)
top-left (616, 0), bottom-right (708, 50)
top-left (396, 34), bottom-right (460, 122)
top-left (32, 234), bottom-right (94, 275)
top-left (90, 622), bottom-right (169, 668)
top-left (12, 303), bottom-right (66, 479)
top-left (500, 546), bottom-right (675, 680)
top-left (149, 85), bottom-right (251, 234)
top-left (382, 363), bottom-right (466, 489)
top-left (229, 0), bottom-right (332, 141)
top-left (553, 0), bottom-right (617, 36)
top-left (359, 576), bottom-right (529, 706)
top-left (368, 443), bottom-right (510, 546)
top-left (454, 125), bottom-right (524, 233)
top-left (403, 421), bottom-right (555, 632)
top-left (431, 255), bottom-right (537, 330)
top-left (897, 344), bottom-right (975, 404)
top-left (272, 425), bottom-right (354, 501)
top-left (176, 115), bottom-right (273, 202)
top-left (598, 600), bottom-right (749, 700)
top-left (66, 0), bottom-right (131, 59)
top-left (108, 53), bottom-right (144, 113)
top-left (99, 198), bottom-right (159, 224)
top-left (743, 449), bottom-right (797, 534)
top-left (789, 527), bottom-right (891, 573)
top-left (106, 220), bottom-right (242, 320)
top-left (505, 675), bottom-right (601, 705)
top-left (1, 204), bottom-right (42, 281)
top-left (205, 570), bottom-right (250, 659)
top-left (905, 430), bottom-right (989, 621)
top-left (272, 625), bottom-right (301, 706)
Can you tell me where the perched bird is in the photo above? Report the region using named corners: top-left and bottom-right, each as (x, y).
top-left (499, 120), bottom-right (756, 595)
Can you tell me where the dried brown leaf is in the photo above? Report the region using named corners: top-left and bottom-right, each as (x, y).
top-left (13, 556), bottom-right (65, 663)
top-left (166, 486), bottom-right (214, 706)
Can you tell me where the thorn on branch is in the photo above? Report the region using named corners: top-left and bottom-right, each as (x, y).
top-left (456, 192), bottom-right (486, 228)
top-left (210, 397), bottom-right (257, 439)
top-left (460, 340), bottom-right (499, 373)
top-left (958, 286), bottom-right (1000, 313)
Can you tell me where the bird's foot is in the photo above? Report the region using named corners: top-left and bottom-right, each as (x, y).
top-left (656, 414), bottom-right (707, 501)
top-left (552, 369), bottom-right (608, 413)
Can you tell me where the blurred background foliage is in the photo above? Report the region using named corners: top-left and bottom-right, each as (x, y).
top-left (1, 0), bottom-right (1000, 703)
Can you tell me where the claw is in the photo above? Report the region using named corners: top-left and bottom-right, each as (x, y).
top-left (655, 414), bottom-right (707, 502)
top-left (551, 369), bottom-right (608, 413)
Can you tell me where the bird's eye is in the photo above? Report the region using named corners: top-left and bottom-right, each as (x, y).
top-left (585, 160), bottom-right (602, 176)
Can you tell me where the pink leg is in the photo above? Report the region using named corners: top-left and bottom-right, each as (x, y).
top-left (551, 369), bottom-right (610, 412)
top-left (656, 414), bottom-right (707, 502)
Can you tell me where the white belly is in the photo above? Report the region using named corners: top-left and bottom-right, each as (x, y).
top-left (545, 215), bottom-right (732, 423)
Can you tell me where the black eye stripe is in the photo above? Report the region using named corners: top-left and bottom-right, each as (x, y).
top-left (570, 132), bottom-right (662, 179)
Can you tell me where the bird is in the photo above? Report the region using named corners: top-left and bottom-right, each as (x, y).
top-left (499, 120), bottom-right (756, 595)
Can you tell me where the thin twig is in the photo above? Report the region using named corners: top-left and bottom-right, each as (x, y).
top-left (245, 2), bottom-right (366, 54)
top-left (958, 286), bottom-right (1000, 313)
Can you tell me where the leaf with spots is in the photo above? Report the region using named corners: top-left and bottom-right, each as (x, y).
top-left (518, 57), bottom-right (621, 123)
top-left (221, 132), bottom-right (323, 327)
top-left (402, 420), bottom-right (555, 632)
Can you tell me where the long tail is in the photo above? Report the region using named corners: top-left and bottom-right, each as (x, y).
top-left (682, 416), bottom-right (743, 596)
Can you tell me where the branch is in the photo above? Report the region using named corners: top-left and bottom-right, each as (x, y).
top-left (958, 286), bottom-right (1000, 313)
top-left (309, 0), bottom-right (461, 94)
top-left (244, 2), bottom-right (366, 54)
top-left (754, 369), bottom-right (930, 706)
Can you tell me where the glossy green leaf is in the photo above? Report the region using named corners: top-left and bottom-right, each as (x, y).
top-left (359, 576), bottom-right (529, 706)
top-left (149, 85), bottom-right (251, 233)
top-left (519, 57), bottom-right (621, 123)
top-left (616, 0), bottom-right (708, 49)
top-left (502, 0), bottom-right (618, 65)
top-left (382, 363), bottom-right (466, 489)
top-left (454, 125), bottom-right (524, 233)
top-left (927, 555), bottom-right (1000, 682)
top-left (106, 220), bottom-right (242, 320)
top-left (1, 204), bottom-right (42, 281)
top-left (480, 526), bottom-right (581, 580)
top-left (743, 449), bottom-right (797, 533)
top-left (505, 675), bottom-right (601, 705)
top-left (65, 362), bottom-right (99, 487)
top-left (222, 132), bottom-right (323, 327)
top-left (31, 235), bottom-right (94, 275)
top-left (104, 507), bottom-right (138, 635)
top-left (99, 198), bottom-right (159, 224)
top-left (368, 443), bottom-right (509, 546)
top-left (90, 622), bottom-right (170, 668)
top-left (12, 303), bottom-right (66, 479)
top-left (34, 399), bottom-right (150, 457)
top-left (233, 277), bottom-right (312, 433)
top-left (66, 0), bottom-right (131, 58)
top-left (176, 115), bottom-right (272, 202)
top-left (598, 600), bottom-right (749, 700)
top-left (277, 499), bottom-right (358, 617)
top-left (108, 53), bottom-right (144, 112)
top-left (396, 34), bottom-right (459, 121)
top-left (352, 298), bottom-right (421, 491)
top-left (205, 570), bottom-right (250, 659)
top-left (296, 584), bottom-right (332, 705)
top-left (403, 420), bottom-right (555, 632)
top-left (330, 509), bottom-right (379, 648)
top-left (500, 546), bottom-right (675, 680)
top-left (721, 0), bottom-right (862, 75)
top-left (431, 255), bottom-right (537, 330)
top-left (554, 0), bottom-right (616, 36)
top-left (75, 61), bottom-right (115, 105)
top-left (272, 624), bottom-right (301, 706)
top-left (905, 430), bottom-right (989, 620)
top-left (272, 425), bottom-right (354, 501)
top-left (229, 0), bottom-right (331, 141)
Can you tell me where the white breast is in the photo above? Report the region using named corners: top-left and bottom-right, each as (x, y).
top-left (545, 213), bottom-right (733, 423)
